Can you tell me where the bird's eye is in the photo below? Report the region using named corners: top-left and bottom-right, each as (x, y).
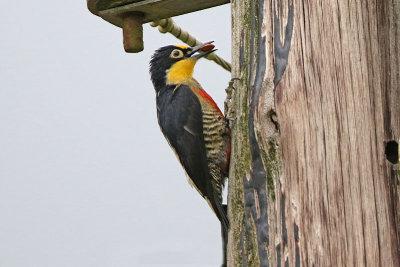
top-left (170, 49), bottom-right (184, 59)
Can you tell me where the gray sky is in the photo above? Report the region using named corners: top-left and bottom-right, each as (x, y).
top-left (0, 2), bottom-right (231, 266)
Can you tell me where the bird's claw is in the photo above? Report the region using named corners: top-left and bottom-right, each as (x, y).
top-left (224, 78), bottom-right (240, 125)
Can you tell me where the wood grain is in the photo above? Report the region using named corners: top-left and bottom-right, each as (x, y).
top-left (228, 0), bottom-right (400, 266)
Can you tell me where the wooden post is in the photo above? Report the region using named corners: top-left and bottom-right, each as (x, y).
top-left (122, 12), bottom-right (144, 53)
top-left (228, 0), bottom-right (400, 266)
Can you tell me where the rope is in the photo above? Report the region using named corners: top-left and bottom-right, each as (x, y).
top-left (150, 18), bottom-right (231, 72)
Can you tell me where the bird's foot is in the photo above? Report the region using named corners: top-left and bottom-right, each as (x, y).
top-left (224, 77), bottom-right (240, 125)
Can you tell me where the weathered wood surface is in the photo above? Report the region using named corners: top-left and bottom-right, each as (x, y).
top-left (87, 0), bottom-right (230, 26)
top-left (228, 0), bottom-right (400, 266)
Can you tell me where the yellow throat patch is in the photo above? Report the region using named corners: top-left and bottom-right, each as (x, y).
top-left (166, 58), bottom-right (198, 84)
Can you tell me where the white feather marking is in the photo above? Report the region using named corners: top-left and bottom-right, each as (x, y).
top-left (183, 125), bottom-right (196, 136)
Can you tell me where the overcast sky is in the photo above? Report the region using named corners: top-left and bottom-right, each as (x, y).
top-left (0, 2), bottom-right (231, 266)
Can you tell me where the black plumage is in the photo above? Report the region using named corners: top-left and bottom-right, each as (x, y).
top-left (156, 84), bottom-right (228, 229)
top-left (150, 44), bottom-right (230, 266)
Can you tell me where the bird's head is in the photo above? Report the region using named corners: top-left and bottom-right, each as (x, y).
top-left (149, 41), bottom-right (216, 89)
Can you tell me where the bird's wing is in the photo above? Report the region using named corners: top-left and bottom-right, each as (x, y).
top-left (157, 84), bottom-right (211, 200)
top-left (157, 84), bottom-right (229, 230)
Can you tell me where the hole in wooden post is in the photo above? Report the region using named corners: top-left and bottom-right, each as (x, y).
top-left (122, 12), bottom-right (144, 53)
top-left (268, 110), bottom-right (279, 131)
top-left (385, 140), bottom-right (399, 164)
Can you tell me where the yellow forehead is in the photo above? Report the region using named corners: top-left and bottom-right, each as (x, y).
top-left (175, 45), bottom-right (189, 49)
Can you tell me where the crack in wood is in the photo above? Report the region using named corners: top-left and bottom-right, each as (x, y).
top-left (273, 0), bottom-right (294, 88)
top-left (276, 243), bottom-right (282, 267)
top-left (294, 223), bottom-right (300, 267)
top-left (281, 194), bottom-right (288, 245)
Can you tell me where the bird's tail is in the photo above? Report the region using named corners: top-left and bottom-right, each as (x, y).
top-left (210, 187), bottom-right (229, 267)
top-left (220, 204), bottom-right (228, 267)
top-left (211, 188), bottom-right (229, 231)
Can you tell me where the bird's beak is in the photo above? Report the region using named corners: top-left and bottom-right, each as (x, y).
top-left (187, 41), bottom-right (217, 59)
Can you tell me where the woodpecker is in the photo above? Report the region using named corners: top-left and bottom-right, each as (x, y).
top-left (150, 42), bottom-right (230, 265)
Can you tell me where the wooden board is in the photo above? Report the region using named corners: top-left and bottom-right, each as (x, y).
top-left (87, 0), bottom-right (229, 27)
